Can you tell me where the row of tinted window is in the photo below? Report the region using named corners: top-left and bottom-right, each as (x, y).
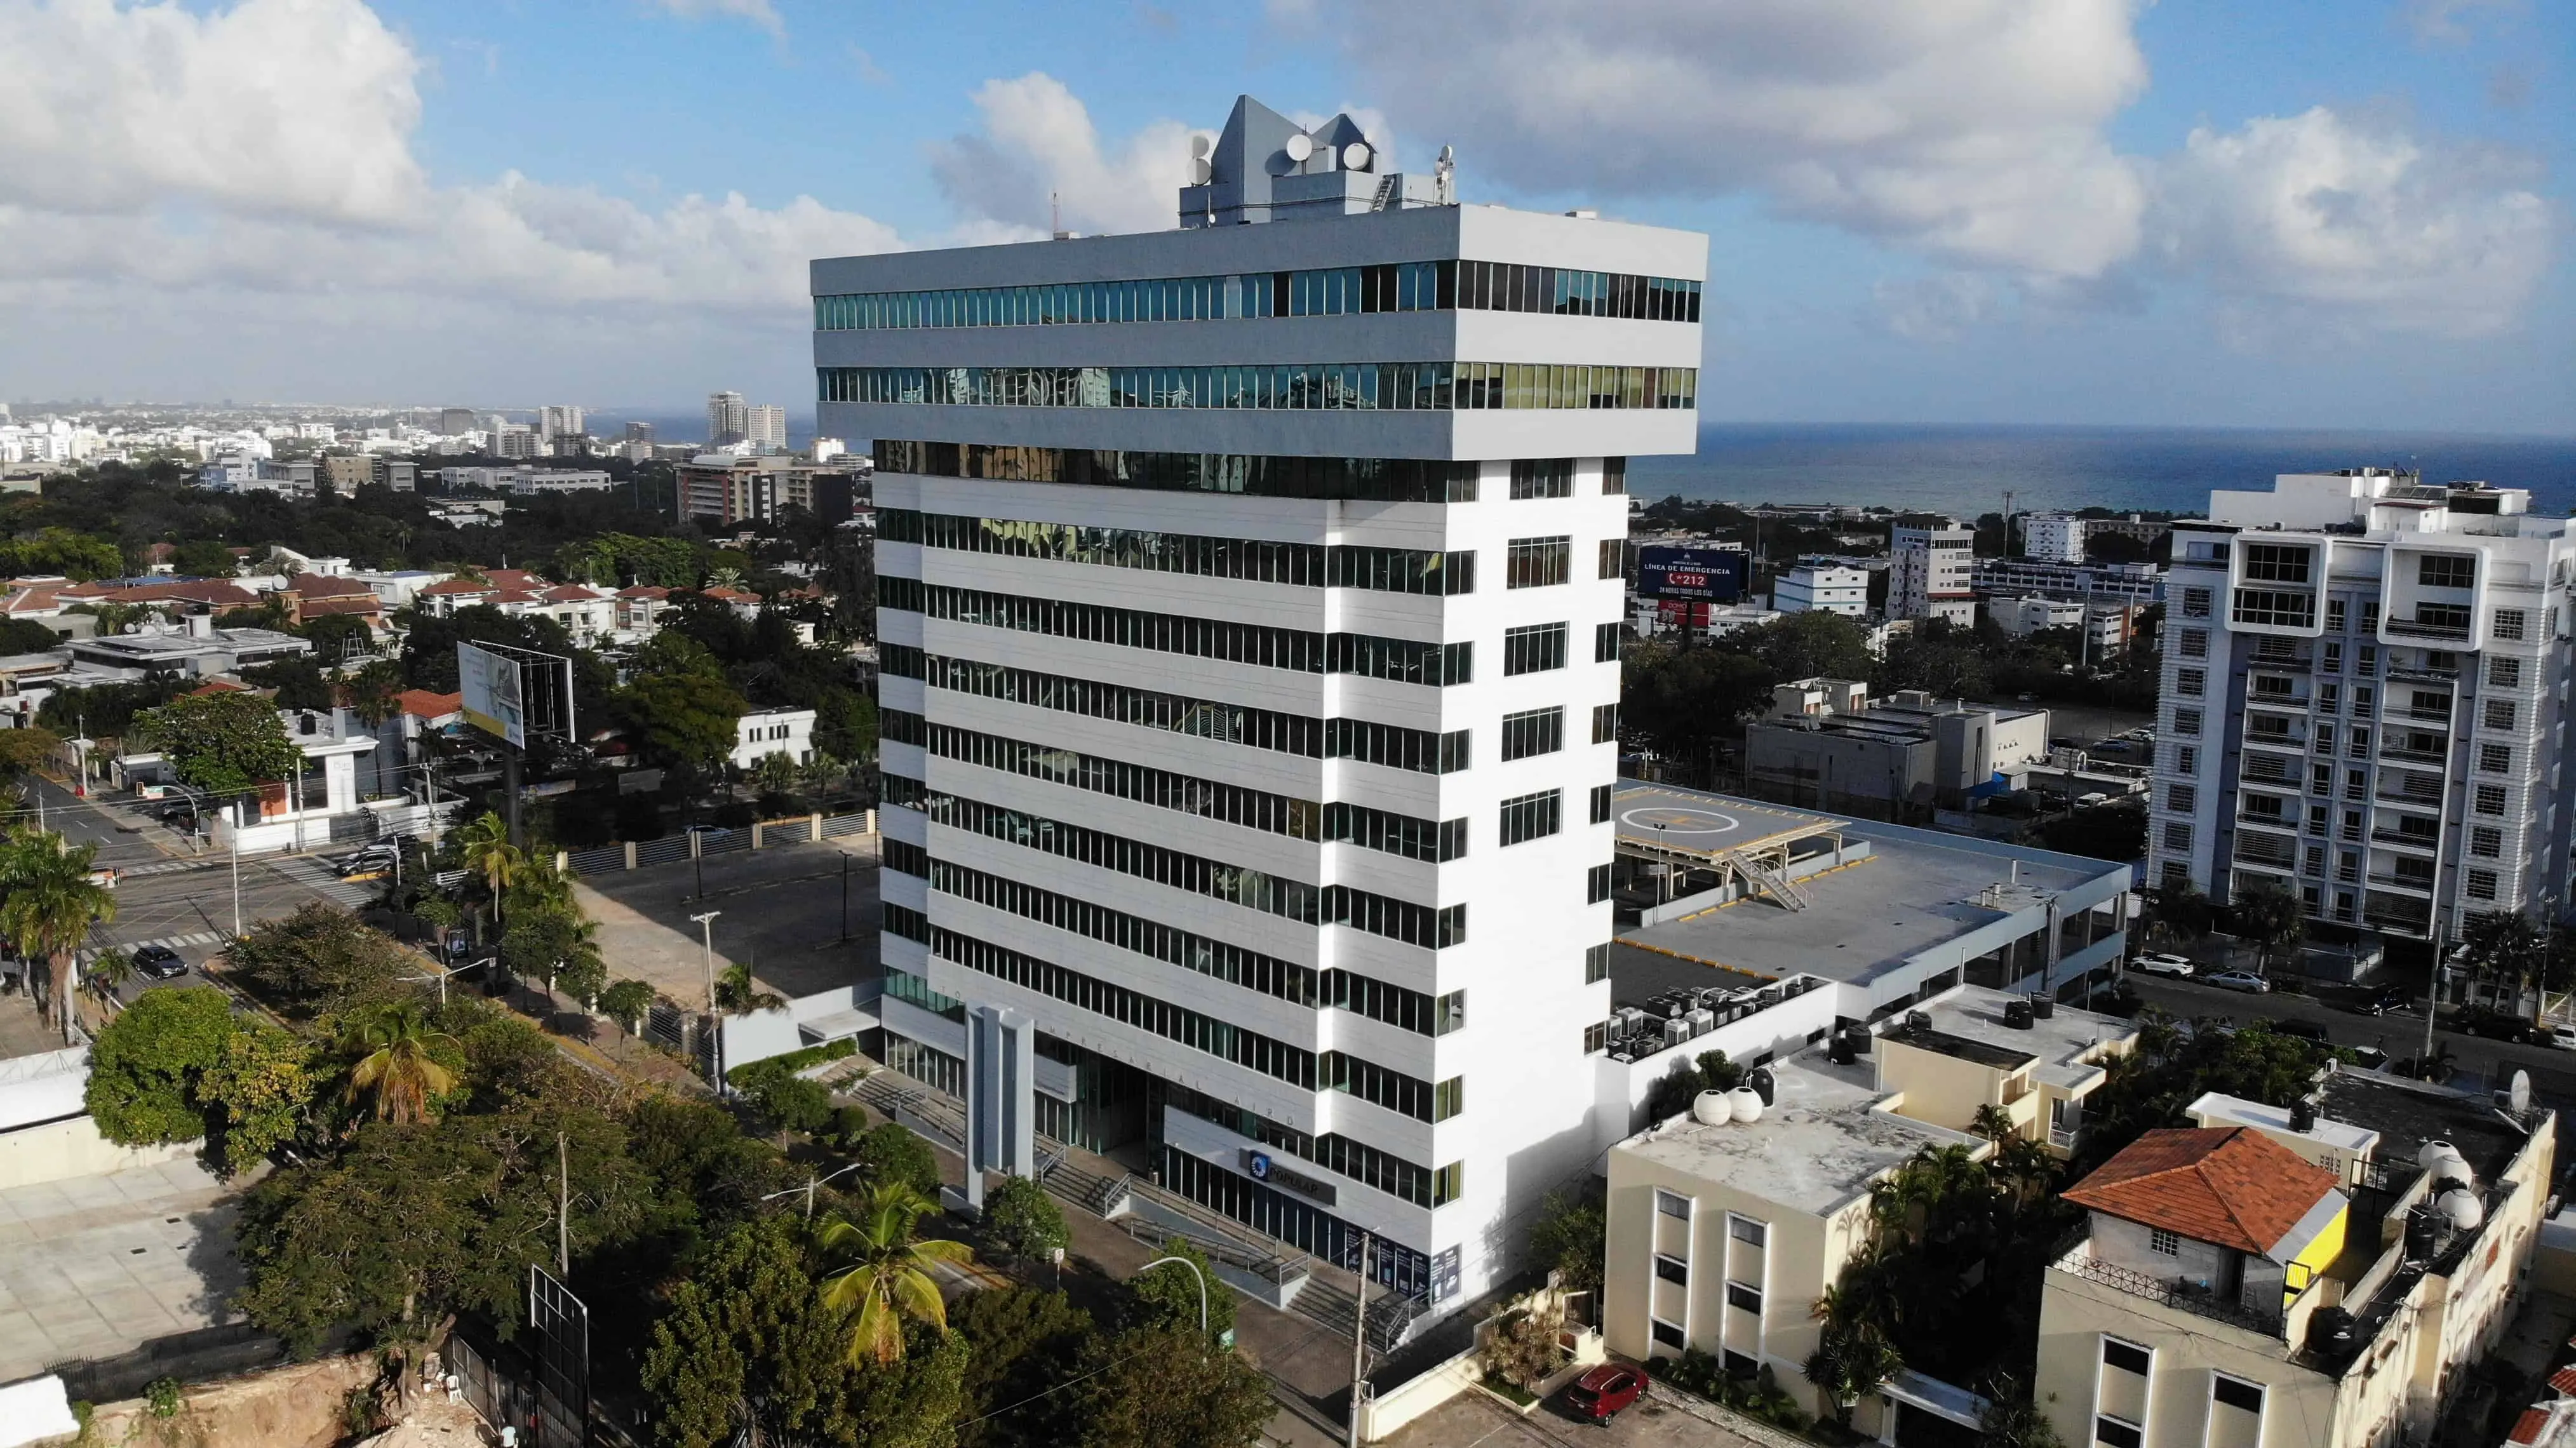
top-left (814, 259), bottom-right (1700, 330)
top-left (904, 852), bottom-right (1460, 1035)
top-left (874, 441), bottom-right (1489, 504)
top-left (883, 645), bottom-right (1470, 774)
top-left (879, 507), bottom-right (1473, 594)
top-left (886, 709), bottom-right (1323, 840)
top-left (880, 577), bottom-right (1471, 685)
top-left (822, 362), bottom-right (1699, 411)
top-left (887, 775), bottom-right (1463, 948)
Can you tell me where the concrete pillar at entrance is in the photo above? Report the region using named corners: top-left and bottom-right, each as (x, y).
top-left (964, 1005), bottom-right (1036, 1210)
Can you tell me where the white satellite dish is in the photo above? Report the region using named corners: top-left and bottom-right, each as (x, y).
top-left (1190, 133), bottom-right (1211, 159)
top-left (1284, 133), bottom-right (1313, 163)
top-left (2512, 1069), bottom-right (2532, 1115)
top-left (1342, 140), bottom-right (1372, 171)
top-left (1190, 157), bottom-right (1212, 184)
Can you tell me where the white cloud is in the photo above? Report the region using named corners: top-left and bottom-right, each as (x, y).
top-left (1301, 0), bottom-right (2151, 281)
top-left (643, 0), bottom-right (783, 39)
top-left (2401, 0), bottom-right (2521, 44)
top-left (929, 73), bottom-right (1198, 238)
top-left (2150, 107), bottom-right (2553, 339)
top-left (1873, 274), bottom-right (2001, 342)
top-left (0, 0), bottom-right (426, 223)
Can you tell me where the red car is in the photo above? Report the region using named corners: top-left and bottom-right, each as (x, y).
top-left (1563, 1364), bottom-right (1642, 1424)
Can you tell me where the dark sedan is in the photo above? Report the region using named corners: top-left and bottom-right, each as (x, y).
top-left (132, 945), bottom-right (187, 981)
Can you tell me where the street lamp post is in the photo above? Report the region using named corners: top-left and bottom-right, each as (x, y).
top-left (1136, 1254), bottom-right (1209, 1337)
top-left (691, 910), bottom-right (722, 1088)
top-left (762, 1162), bottom-right (863, 1219)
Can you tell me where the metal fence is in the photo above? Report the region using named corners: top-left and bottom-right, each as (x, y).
top-left (547, 812), bottom-right (876, 880)
top-left (565, 844), bottom-right (624, 876)
top-left (633, 836), bottom-right (690, 868)
top-left (694, 826), bottom-right (748, 857)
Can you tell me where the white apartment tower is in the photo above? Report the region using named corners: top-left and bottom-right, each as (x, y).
top-left (746, 404), bottom-right (788, 453)
top-left (707, 391), bottom-right (749, 446)
top-left (2147, 469), bottom-right (2576, 945)
top-left (538, 405), bottom-right (585, 441)
top-left (1891, 521), bottom-right (1977, 624)
top-left (819, 95), bottom-right (1705, 1312)
top-left (1772, 560), bottom-right (1868, 617)
top-left (2021, 511), bottom-right (2087, 563)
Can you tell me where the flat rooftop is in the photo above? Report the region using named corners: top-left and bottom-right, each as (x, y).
top-left (1618, 1049), bottom-right (1982, 1217)
top-left (1616, 788), bottom-right (2108, 987)
top-left (2187, 1092), bottom-right (2381, 1157)
top-left (1905, 986), bottom-right (2135, 1088)
top-left (2318, 1068), bottom-right (2536, 1185)
top-left (1611, 786), bottom-right (1842, 865)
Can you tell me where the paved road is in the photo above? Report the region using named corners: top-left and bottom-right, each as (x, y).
top-left (2120, 968), bottom-right (2576, 1103)
top-left (17, 775), bottom-right (375, 1005)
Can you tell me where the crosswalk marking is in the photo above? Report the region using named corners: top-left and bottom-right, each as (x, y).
top-left (79, 930), bottom-right (227, 965)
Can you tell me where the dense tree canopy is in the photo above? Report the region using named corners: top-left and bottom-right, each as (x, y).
top-left (130, 691), bottom-right (300, 793)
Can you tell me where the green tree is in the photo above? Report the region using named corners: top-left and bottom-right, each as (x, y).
top-left (1618, 641), bottom-right (1773, 782)
top-left (130, 691), bottom-right (300, 794)
top-left (223, 903), bottom-right (412, 1017)
top-left (197, 1023), bottom-right (319, 1171)
top-left (84, 987), bottom-right (234, 1145)
top-left (1976, 1379), bottom-right (2069, 1448)
top-left (1075, 1325), bottom-right (1277, 1448)
top-left (452, 811), bottom-right (525, 930)
top-left (2140, 881), bottom-right (2213, 948)
top-left (0, 526), bottom-right (123, 580)
top-left (620, 634), bottom-right (748, 774)
top-left (0, 826), bottom-right (119, 1038)
top-left (1125, 1236), bottom-right (1232, 1340)
top-left (642, 1215), bottom-right (867, 1448)
top-left (1526, 1190), bottom-right (1607, 1303)
top-left (241, 657), bottom-right (334, 711)
top-left (2461, 909), bottom-right (2548, 1018)
top-left (714, 961), bottom-right (783, 1015)
top-left (749, 750), bottom-right (800, 798)
top-left (1802, 1286), bottom-right (1905, 1426)
top-left (345, 657), bottom-right (408, 728)
top-left (341, 1002), bottom-right (461, 1125)
top-left (0, 619), bottom-right (65, 654)
top-left (170, 539), bottom-right (239, 579)
top-left (83, 946), bottom-right (133, 1017)
top-left (600, 979), bottom-right (657, 1034)
top-left (952, 1286), bottom-right (1097, 1448)
top-left (816, 1182), bottom-right (974, 1364)
top-left (982, 1174), bottom-right (1069, 1264)
top-left (852, 1122), bottom-right (943, 1197)
top-left (2229, 879), bottom-right (2305, 972)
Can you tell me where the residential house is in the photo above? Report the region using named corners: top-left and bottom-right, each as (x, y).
top-left (731, 706), bottom-right (815, 770)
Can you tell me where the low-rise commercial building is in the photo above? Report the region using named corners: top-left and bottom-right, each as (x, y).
top-left (2036, 1069), bottom-right (2556, 1448)
top-left (1602, 982), bottom-right (2135, 1435)
top-left (1743, 680), bottom-right (2051, 821)
top-left (1772, 560), bottom-right (1869, 617)
top-left (1972, 558), bottom-right (2162, 608)
top-left (732, 706), bottom-right (817, 769)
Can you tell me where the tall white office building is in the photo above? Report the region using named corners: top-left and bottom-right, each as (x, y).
top-left (707, 391), bottom-right (749, 446)
top-left (538, 405), bottom-right (585, 441)
top-left (820, 95), bottom-right (1704, 1311)
top-left (1890, 521), bottom-right (1977, 624)
top-left (2147, 469), bottom-right (2576, 946)
top-left (746, 404), bottom-right (788, 453)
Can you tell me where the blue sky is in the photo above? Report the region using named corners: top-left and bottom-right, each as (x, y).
top-left (0, 0), bottom-right (2566, 432)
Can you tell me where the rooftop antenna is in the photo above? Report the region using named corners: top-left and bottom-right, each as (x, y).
top-left (1050, 192), bottom-right (1068, 242)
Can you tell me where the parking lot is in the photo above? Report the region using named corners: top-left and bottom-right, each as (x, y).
top-left (577, 836), bottom-right (879, 1008)
top-left (1369, 1381), bottom-right (1766, 1448)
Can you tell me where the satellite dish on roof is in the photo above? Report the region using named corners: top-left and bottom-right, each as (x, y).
top-left (1191, 158), bottom-right (1212, 184)
top-left (1284, 133), bottom-right (1314, 163)
top-left (1190, 133), bottom-right (1211, 158)
top-left (2512, 1069), bottom-right (2533, 1115)
top-left (1342, 140), bottom-right (1372, 171)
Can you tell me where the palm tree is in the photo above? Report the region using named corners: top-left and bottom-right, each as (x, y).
top-left (0, 828), bottom-right (119, 1041)
top-left (1803, 1285), bottom-right (1904, 1428)
top-left (452, 811), bottom-right (525, 933)
top-left (1968, 1103), bottom-right (2017, 1144)
top-left (714, 962), bottom-right (784, 1016)
top-left (816, 1182), bottom-right (972, 1364)
top-left (84, 949), bottom-right (135, 1019)
top-left (342, 1002), bottom-right (460, 1125)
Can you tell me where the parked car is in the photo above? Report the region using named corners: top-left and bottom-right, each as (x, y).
top-left (84, 867), bottom-right (117, 890)
top-left (2206, 970), bottom-right (2272, 994)
top-left (2549, 1024), bottom-right (2576, 1053)
top-left (2455, 1008), bottom-right (2546, 1045)
top-left (1564, 1365), bottom-right (1643, 1425)
top-left (2271, 1019), bottom-right (2330, 1043)
top-left (2133, 953), bottom-right (2196, 979)
top-left (2350, 984), bottom-right (2413, 1016)
top-left (132, 944), bottom-right (186, 981)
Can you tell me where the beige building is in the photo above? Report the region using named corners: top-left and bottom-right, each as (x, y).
top-left (2036, 1068), bottom-right (2556, 1448)
top-left (1604, 984), bottom-right (2134, 1436)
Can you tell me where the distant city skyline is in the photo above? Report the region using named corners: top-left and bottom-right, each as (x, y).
top-left (0, 0), bottom-right (2566, 432)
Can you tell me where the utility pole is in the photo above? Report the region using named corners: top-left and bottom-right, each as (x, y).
top-left (840, 853), bottom-right (851, 942)
top-left (229, 828), bottom-right (243, 937)
top-left (556, 1130), bottom-right (570, 1277)
top-left (691, 910), bottom-right (723, 1088)
top-left (1346, 1232), bottom-right (1372, 1448)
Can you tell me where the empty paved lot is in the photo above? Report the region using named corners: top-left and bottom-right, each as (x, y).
top-left (577, 837), bottom-right (880, 1007)
top-left (0, 1155), bottom-right (241, 1383)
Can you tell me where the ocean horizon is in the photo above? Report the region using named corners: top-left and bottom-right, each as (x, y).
top-left (1628, 424), bottom-right (2576, 521)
